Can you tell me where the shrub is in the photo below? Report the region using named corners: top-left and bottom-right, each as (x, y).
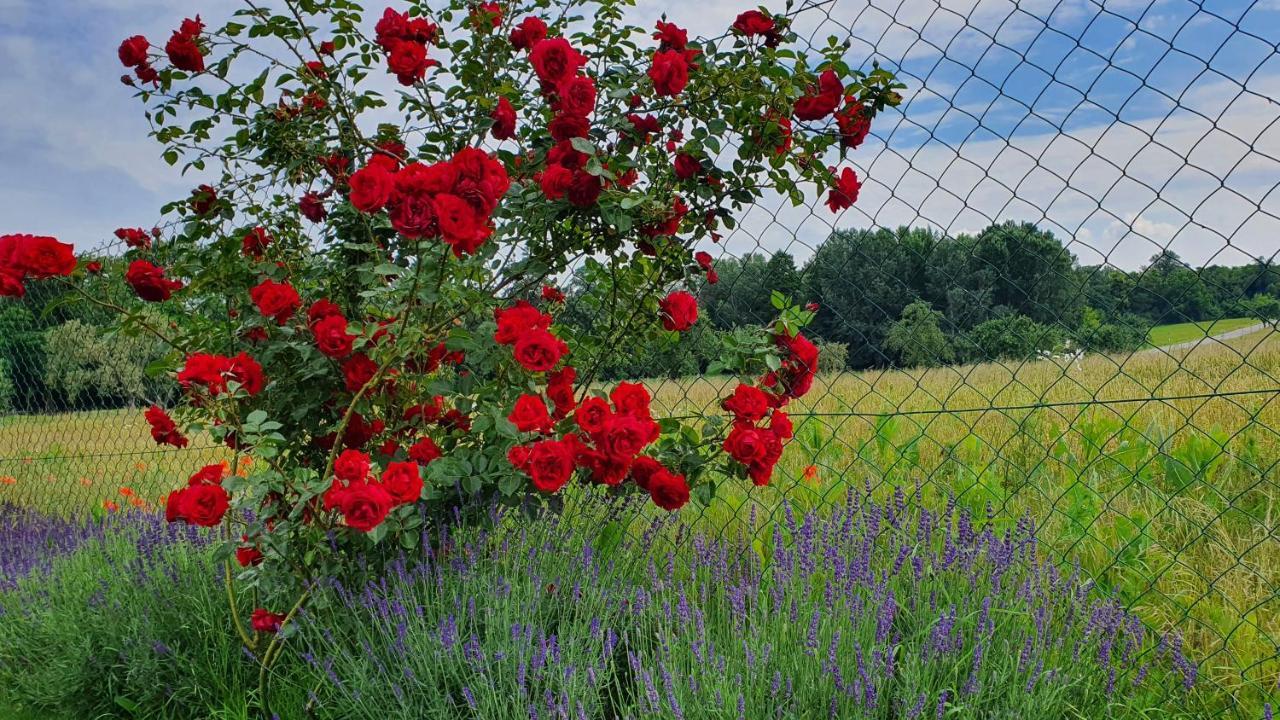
top-left (42, 320), bottom-right (169, 410)
top-left (815, 339), bottom-right (849, 372)
top-left (884, 299), bottom-right (953, 367)
top-left (0, 358), bottom-right (12, 413)
top-left (0, 0), bottom-right (904, 662)
top-left (959, 313), bottom-right (1063, 362)
top-left (288, 492), bottom-right (1203, 719)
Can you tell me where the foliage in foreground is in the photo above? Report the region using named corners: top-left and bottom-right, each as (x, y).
top-left (0, 493), bottom-right (1222, 719)
top-left (288, 491), bottom-right (1206, 719)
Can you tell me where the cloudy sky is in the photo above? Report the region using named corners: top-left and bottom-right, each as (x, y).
top-left (1, 0), bottom-right (1278, 270)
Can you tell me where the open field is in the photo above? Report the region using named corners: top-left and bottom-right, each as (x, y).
top-left (1147, 317), bottom-right (1260, 347)
top-left (1, 329), bottom-right (1278, 712)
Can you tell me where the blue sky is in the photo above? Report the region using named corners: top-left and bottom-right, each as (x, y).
top-left (1, 0), bottom-right (1278, 270)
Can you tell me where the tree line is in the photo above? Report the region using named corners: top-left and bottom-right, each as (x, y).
top-left (4, 220), bottom-right (1279, 414)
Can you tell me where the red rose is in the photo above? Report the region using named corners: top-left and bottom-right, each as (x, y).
top-left (242, 227), bottom-right (272, 257)
top-left (530, 38), bottom-right (585, 84)
top-left (0, 272), bottom-right (23, 298)
top-left (188, 463), bottom-right (225, 487)
top-left (770, 410), bottom-right (794, 440)
top-left (825, 167), bottom-right (861, 213)
top-left (609, 382), bottom-right (652, 418)
top-left (125, 260), bottom-right (183, 301)
top-left (660, 291), bottom-right (698, 331)
top-left (723, 423), bottom-right (770, 465)
top-left (648, 50), bottom-right (690, 96)
top-left (434, 193), bottom-right (490, 256)
top-left (566, 171), bottom-right (602, 207)
top-left (722, 384), bottom-right (770, 423)
top-left (508, 438), bottom-right (576, 492)
top-left (228, 352), bottom-right (265, 395)
top-left (652, 21), bottom-right (688, 51)
top-left (334, 449), bottom-right (371, 484)
top-left (596, 413), bottom-right (655, 460)
top-left (836, 103), bottom-right (872, 150)
top-left (509, 16), bottom-right (547, 51)
top-left (342, 353), bottom-right (378, 393)
top-left (494, 300), bottom-right (552, 345)
top-left (629, 455), bottom-right (663, 489)
top-left (575, 396), bottom-right (612, 434)
top-left (509, 394), bottom-right (554, 434)
top-left (450, 147), bottom-right (510, 214)
top-left (537, 165), bottom-right (574, 200)
top-left (235, 544), bottom-right (263, 567)
top-left (349, 163), bottom-right (396, 212)
top-left (648, 467), bottom-right (689, 511)
top-left (673, 152), bottom-right (700, 179)
top-left (775, 330), bottom-right (819, 398)
top-left (408, 437), bottom-right (442, 465)
top-left (308, 299), bottom-right (343, 326)
top-left (732, 10), bottom-right (775, 36)
top-left (387, 39), bottom-right (432, 85)
top-left (174, 483), bottom-right (229, 526)
top-left (299, 192), bottom-right (327, 222)
top-left (388, 162), bottom-right (451, 237)
top-left (556, 75), bottom-right (597, 117)
top-left (118, 35), bottom-right (150, 67)
top-left (794, 70), bottom-right (842, 121)
top-left (695, 251), bottom-right (713, 272)
top-left (513, 328), bottom-right (568, 372)
top-left (380, 461), bottom-right (423, 505)
top-left (190, 185), bottom-right (218, 215)
top-left (546, 366), bottom-right (576, 419)
top-left (576, 447), bottom-right (630, 486)
top-left (134, 62), bottom-right (159, 85)
top-left (491, 97), bottom-right (517, 140)
top-left (548, 114), bottom-right (589, 141)
top-left (627, 113), bottom-right (661, 141)
top-left (85, 261), bottom-right (103, 274)
top-left (144, 405), bottom-right (188, 448)
top-left (541, 285), bottom-right (567, 304)
top-left (165, 29), bottom-right (205, 73)
top-left (339, 481), bottom-right (393, 532)
top-left (320, 40), bottom-right (336, 55)
top-left (10, 235), bottom-right (76, 278)
top-left (471, 2), bottom-right (502, 29)
top-left (178, 353), bottom-right (231, 395)
top-left (251, 608), bottom-right (286, 633)
top-left (249, 278), bottom-right (301, 325)
top-left (312, 313), bottom-right (355, 358)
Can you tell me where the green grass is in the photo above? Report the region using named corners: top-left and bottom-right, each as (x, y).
top-left (1146, 317), bottom-right (1259, 347)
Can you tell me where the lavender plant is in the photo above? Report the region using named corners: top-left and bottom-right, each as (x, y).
top-left (290, 489), bottom-right (1208, 719)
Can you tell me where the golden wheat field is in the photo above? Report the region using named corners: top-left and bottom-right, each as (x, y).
top-left (0, 329), bottom-right (1277, 709)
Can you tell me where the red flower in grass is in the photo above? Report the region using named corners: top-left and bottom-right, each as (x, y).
top-left (251, 608), bottom-right (286, 633)
top-left (144, 405), bottom-right (188, 448)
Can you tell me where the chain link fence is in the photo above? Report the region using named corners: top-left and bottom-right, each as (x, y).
top-left (1, 0), bottom-right (1278, 715)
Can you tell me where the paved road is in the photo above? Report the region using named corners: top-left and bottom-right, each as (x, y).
top-left (1149, 322), bottom-right (1272, 354)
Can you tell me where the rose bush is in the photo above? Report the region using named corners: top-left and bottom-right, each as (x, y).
top-left (0, 0), bottom-right (900, 670)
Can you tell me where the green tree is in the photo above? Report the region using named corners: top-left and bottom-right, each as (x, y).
top-left (965, 221), bottom-right (1081, 326)
top-left (699, 251), bottom-right (800, 330)
top-left (42, 320), bottom-right (170, 409)
top-left (958, 314), bottom-right (1063, 362)
top-left (884, 300), bottom-right (953, 368)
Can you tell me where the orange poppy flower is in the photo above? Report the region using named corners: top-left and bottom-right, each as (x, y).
top-left (135, 462), bottom-right (148, 472)
top-left (803, 465), bottom-right (819, 483)
top-left (128, 496), bottom-right (147, 509)
top-left (0, 476), bottom-right (16, 485)
top-left (119, 486), bottom-right (135, 497)
top-left (79, 477), bottom-right (93, 487)
top-left (103, 500), bottom-right (119, 512)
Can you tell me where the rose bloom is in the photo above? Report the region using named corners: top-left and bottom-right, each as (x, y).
top-left (125, 260), bottom-right (183, 302)
top-left (249, 278), bottom-right (301, 325)
top-left (408, 436), bottom-right (442, 465)
top-left (509, 394), bottom-right (554, 434)
top-left (648, 467), bottom-right (690, 511)
top-left (144, 404), bottom-right (188, 448)
top-left (251, 608), bottom-right (286, 633)
top-left (546, 365), bottom-right (576, 418)
top-left (494, 300), bottom-right (551, 344)
top-left (556, 75), bottom-right (597, 117)
top-left (299, 192), bottom-right (327, 222)
top-left (509, 16), bottom-right (547, 51)
top-left (793, 70), bottom-right (842, 120)
top-left (312, 313), bottom-right (355, 358)
top-left (235, 544), bottom-right (263, 567)
top-left (165, 30), bottom-right (204, 73)
top-left (574, 397), bottom-right (612, 434)
top-left (825, 167), bottom-right (861, 213)
top-left (380, 461), bottom-right (423, 505)
top-left (342, 353), bottom-right (378, 393)
top-left (334, 448), bottom-right (372, 483)
top-left (338, 481), bottom-right (394, 532)
top-left (660, 290), bottom-right (698, 332)
top-left (610, 381), bottom-right (652, 418)
top-left (513, 328), bottom-right (568, 372)
top-left (548, 114), bottom-right (589, 141)
top-left (8, 235), bottom-right (76, 278)
top-left (722, 383), bottom-right (771, 423)
top-left (118, 35), bottom-right (150, 67)
top-left (648, 50), bottom-right (690, 96)
top-left (732, 10), bottom-right (775, 36)
top-left (387, 39), bottom-right (431, 85)
top-left (530, 38), bottom-right (586, 84)
top-left (508, 438), bottom-right (576, 493)
top-left (190, 184), bottom-right (218, 215)
top-left (629, 455), bottom-right (664, 489)
top-left (169, 483), bottom-right (229, 526)
top-left (349, 163), bottom-right (396, 212)
top-left (673, 152), bottom-right (700, 179)
top-left (723, 423), bottom-right (770, 465)
top-left (242, 226), bottom-right (272, 257)
top-left (491, 97), bottom-right (517, 140)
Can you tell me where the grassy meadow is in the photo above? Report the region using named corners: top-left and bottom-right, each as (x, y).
top-left (1, 326), bottom-right (1277, 713)
top-left (1146, 317), bottom-right (1260, 347)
